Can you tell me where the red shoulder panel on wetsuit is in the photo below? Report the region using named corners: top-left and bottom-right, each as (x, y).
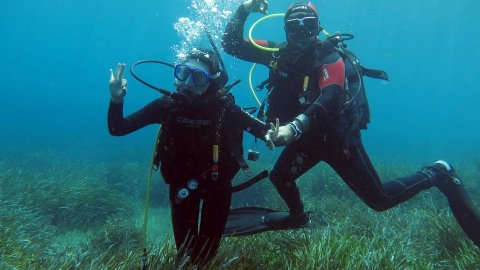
top-left (318, 58), bottom-right (345, 90)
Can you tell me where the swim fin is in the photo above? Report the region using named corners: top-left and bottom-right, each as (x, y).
top-left (222, 207), bottom-right (310, 237)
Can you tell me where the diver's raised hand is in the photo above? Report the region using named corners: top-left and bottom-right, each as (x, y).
top-left (109, 63), bottom-right (127, 104)
top-left (265, 118), bottom-right (280, 149)
top-left (274, 123), bottom-right (295, 146)
top-left (265, 119), bottom-right (295, 148)
top-left (265, 118), bottom-right (296, 149)
top-left (243, 0), bottom-right (268, 14)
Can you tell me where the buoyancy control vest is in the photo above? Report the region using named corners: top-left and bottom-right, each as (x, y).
top-left (258, 34), bottom-right (389, 138)
top-left (263, 40), bottom-right (316, 124)
top-left (153, 94), bottom-right (247, 184)
top-left (327, 35), bottom-right (388, 139)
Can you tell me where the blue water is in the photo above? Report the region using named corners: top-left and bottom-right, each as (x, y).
top-left (1, 0), bottom-right (479, 166)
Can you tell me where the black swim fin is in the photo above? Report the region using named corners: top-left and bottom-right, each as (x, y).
top-left (361, 65), bottom-right (389, 81)
top-left (222, 207), bottom-right (310, 237)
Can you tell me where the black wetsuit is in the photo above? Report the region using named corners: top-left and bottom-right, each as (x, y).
top-left (108, 94), bottom-right (267, 261)
top-left (222, 5), bottom-right (438, 216)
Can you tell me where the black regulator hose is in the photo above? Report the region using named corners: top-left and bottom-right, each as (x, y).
top-left (232, 170), bottom-right (269, 193)
top-left (129, 60), bottom-right (175, 97)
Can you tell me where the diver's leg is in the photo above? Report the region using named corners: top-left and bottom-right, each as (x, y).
top-left (325, 136), bottom-right (433, 211)
top-left (195, 184), bottom-right (232, 263)
top-left (169, 185), bottom-right (200, 256)
top-left (269, 136), bottom-right (325, 223)
top-left (327, 136), bottom-right (480, 247)
top-left (422, 161), bottom-right (480, 247)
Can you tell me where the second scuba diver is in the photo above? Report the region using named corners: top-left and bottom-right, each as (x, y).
top-left (221, 0), bottom-right (480, 248)
top-left (107, 47), bottom-right (268, 263)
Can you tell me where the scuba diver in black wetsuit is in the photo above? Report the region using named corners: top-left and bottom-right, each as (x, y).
top-left (107, 47), bottom-right (268, 263)
top-left (221, 0), bottom-right (480, 247)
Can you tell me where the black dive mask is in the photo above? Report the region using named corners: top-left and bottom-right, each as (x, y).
top-left (286, 16), bottom-right (318, 35)
top-left (284, 6), bottom-right (320, 46)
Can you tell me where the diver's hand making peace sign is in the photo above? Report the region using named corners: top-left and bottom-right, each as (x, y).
top-left (243, 0), bottom-right (269, 14)
top-left (265, 118), bottom-right (279, 149)
top-left (109, 63), bottom-right (127, 104)
top-left (265, 118), bottom-right (296, 149)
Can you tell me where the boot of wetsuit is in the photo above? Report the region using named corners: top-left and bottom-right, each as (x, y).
top-left (423, 160), bottom-right (480, 247)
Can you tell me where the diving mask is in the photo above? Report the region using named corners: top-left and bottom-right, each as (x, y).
top-left (174, 63), bottom-right (220, 88)
top-left (285, 16), bottom-right (319, 35)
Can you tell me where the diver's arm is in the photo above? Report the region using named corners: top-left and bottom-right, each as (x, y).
top-left (108, 97), bottom-right (170, 136)
top-left (221, 4), bottom-right (275, 66)
top-left (231, 105), bottom-right (269, 139)
top-left (292, 55), bottom-right (346, 136)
